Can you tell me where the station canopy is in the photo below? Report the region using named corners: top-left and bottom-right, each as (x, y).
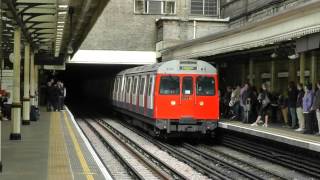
top-left (1, 0), bottom-right (109, 62)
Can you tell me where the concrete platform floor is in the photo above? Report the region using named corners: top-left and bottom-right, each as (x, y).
top-left (219, 120), bottom-right (320, 153)
top-left (0, 108), bottom-right (109, 180)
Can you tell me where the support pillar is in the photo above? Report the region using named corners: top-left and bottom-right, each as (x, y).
top-left (22, 43), bottom-right (30, 125)
top-left (288, 59), bottom-right (297, 83)
top-left (271, 60), bottom-right (277, 92)
top-left (35, 65), bottom-right (39, 107)
top-left (255, 63), bottom-right (261, 89)
top-left (10, 27), bottom-right (22, 140)
top-left (311, 51), bottom-right (318, 89)
top-left (249, 59), bottom-right (254, 85)
top-left (241, 63), bottom-right (246, 84)
top-left (30, 51), bottom-right (36, 121)
top-left (299, 52), bottom-right (306, 85)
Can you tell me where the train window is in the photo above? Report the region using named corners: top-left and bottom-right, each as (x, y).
top-left (159, 76), bottom-right (180, 95)
top-left (139, 77), bottom-right (145, 95)
top-left (133, 77), bottom-right (138, 94)
top-left (148, 76), bottom-right (153, 96)
top-left (182, 76), bottom-right (193, 95)
top-left (196, 76), bottom-right (215, 96)
top-left (126, 78), bottom-right (132, 93)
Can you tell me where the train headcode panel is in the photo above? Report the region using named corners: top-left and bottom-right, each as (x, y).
top-left (112, 59), bottom-right (219, 138)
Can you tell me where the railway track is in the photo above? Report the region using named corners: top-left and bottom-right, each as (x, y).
top-left (221, 134), bottom-right (320, 179)
top-left (179, 143), bottom-right (283, 180)
top-left (102, 118), bottom-right (282, 180)
top-left (83, 118), bottom-right (188, 180)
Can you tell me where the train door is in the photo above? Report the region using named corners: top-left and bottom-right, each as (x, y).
top-left (144, 75), bottom-right (150, 116)
top-left (180, 76), bottom-right (195, 119)
top-left (117, 77), bottom-right (121, 104)
top-left (125, 77), bottom-right (132, 108)
top-left (130, 76), bottom-right (135, 110)
top-left (138, 76), bottom-right (146, 114)
top-left (146, 75), bottom-right (155, 117)
top-left (195, 75), bottom-right (219, 119)
top-left (120, 76), bottom-right (126, 108)
top-left (132, 76), bottom-right (138, 112)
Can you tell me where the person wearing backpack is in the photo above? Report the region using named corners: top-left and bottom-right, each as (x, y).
top-left (251, 83), bottom-right (271, 127)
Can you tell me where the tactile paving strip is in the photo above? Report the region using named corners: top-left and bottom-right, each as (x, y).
top-left (47, 112), bottom-right (73, 180)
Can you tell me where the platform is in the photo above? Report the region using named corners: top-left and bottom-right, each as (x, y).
top-left (0, 108), bottom-right (112, 180)
top-left (219, 120), bottom-right (320, 153)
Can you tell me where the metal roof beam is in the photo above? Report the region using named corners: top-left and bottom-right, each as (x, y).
top-left (3, 0), bottom-right (33, 47)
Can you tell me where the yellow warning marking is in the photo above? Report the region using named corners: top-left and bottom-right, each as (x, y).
top-left (48, 112), bottom-right (73, 180)
top-left (63, 111), bottom-right (95, 180)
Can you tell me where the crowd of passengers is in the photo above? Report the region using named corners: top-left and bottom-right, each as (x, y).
top-left (220, 81), bottom-right (320, 135)
top-left (46, 79), bottom-right (66, 111)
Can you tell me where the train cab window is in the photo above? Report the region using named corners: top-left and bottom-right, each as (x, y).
top-left (139, 77), bottom-right (145, 95)
top-left (159, 76), bottom-right (180, 95)
top-left (196, 76), bottom-right (215, 96)
top-left (182, 76), bottom-right (193, 95)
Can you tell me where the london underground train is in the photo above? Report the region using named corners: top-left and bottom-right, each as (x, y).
top-left (112, 59), bottom-right (219, 137)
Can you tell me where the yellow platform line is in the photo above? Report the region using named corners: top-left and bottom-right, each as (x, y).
top-left (48, 112), bottom-right (73, 180)
top-left (63, 111), bottom-right (95, 180)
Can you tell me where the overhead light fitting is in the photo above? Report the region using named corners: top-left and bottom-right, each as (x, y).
top-left (270, 52), bottom-right (278, 58)
top-left (59, 5), bottom-right (68, 9)
top-left (288, 53), bottom-right (300, 60)
top-left (58, 11), bottom-right (67, 15)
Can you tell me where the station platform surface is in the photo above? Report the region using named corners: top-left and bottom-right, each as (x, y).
top-left (219, 120), bottom-right (320, 153)
top-left (0, 108), bottom-right (112, 180)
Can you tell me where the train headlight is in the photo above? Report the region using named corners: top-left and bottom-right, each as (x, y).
top-left (199, 101), bottom-right (204, 106)
top-left (171, 100), bottom-right (176, 106)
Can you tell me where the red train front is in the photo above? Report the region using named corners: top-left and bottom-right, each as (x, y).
top-left (112, 59), bottom-right (219, 137)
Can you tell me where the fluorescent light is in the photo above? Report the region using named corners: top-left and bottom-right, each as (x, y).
top-left (57, 25), bottom-right (64, 28)
top-left (57, 21), bottom-right (65, 24)
top-left (58, 11), bottom-right (67, 15)
top-left (59, 5), bottom-right (68, 8)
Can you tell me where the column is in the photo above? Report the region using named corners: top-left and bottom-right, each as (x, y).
top-left (299, 52), bottom-right (306, 85)
top-left (270, 60), bottom-right (277, 92)
top-left (22, 43), bottom-right (31, 125)
top-left (30, 51), bottom-right (34, 106)
top-left (311, 51), bottom-right (318, 89)
top-left (35, 65), bottom-right (39, 107)
top-left (255, 63), bottom-right (261, 89)
top-left (30, 51), bottom-right (36, 121)
top-left (10, 27), bottom-right (22, 140)
top-left (288, 59), bottom-right (297, 83)
top-left (249, 59), bottom-right (254, 85)
top-left (241, 63), bottom-right (246, 84)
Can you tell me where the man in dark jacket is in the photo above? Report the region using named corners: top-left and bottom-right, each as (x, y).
top-left (312, 81), bottom-right (320, 135)
top-left (288, 81), bottom-right (298, 128)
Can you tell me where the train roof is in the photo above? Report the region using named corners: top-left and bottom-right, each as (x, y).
top-left (117, 59), bottom-right (217, 76)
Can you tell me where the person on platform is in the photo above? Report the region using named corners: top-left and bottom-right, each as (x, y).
top-left (302, 83), bottom-right (315, 134)
top-left (295, 83), bottom-right (305, 132)
top-left (251, 83), bottom-right (271, 127)
top-left (288, 81), bottom-right (298, 128)
top-left (278, 93), bottom-right (289, 127)
top-left (46, 80), bottom-right (54, 111)
top-left (229, 85), bottom-right (241, 120)
top-left (312, 81), bottom-right (320, 135)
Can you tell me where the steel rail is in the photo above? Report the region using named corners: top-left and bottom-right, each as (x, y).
top-left (106, 119), bottom-right (233, 180)
top-left (96, 119), bottom-right (188, 180)
top-left (181, 143), bottom-right (269, 180)
top-left (84, 119), bottom-right (146, 180)
top-left (221, 135), bottom-right (320, 179)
